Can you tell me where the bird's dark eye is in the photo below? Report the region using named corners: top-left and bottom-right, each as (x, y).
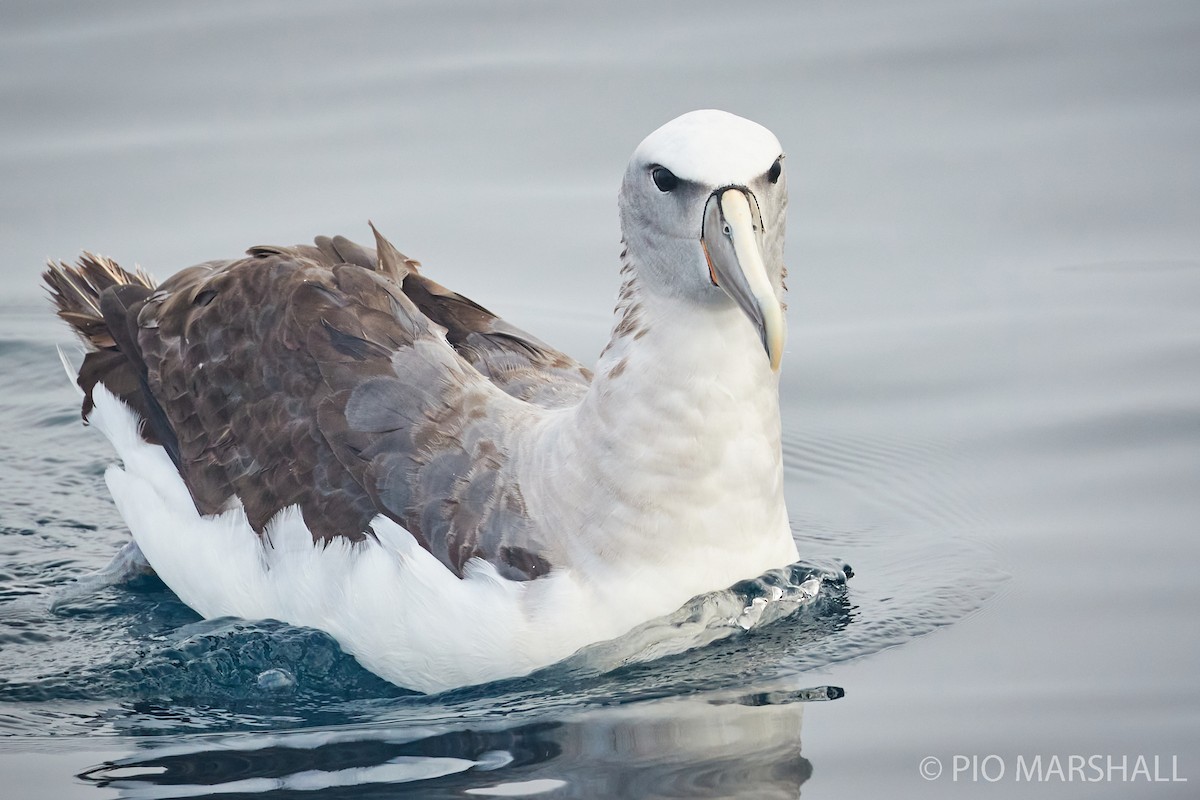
top-left (768, 157), bottom-right (783, 184)
top-left (651, 166), bottom-right (678, 192)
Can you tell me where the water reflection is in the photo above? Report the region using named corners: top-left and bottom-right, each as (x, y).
top-left (80, 688), bottom-right (831, 798)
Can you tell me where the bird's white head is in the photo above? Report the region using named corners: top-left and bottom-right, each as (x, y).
top-left (619, 109), bottom-right (788, 370)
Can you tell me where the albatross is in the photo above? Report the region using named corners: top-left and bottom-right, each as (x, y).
top-left (44, 109), bottom-right (800, 693)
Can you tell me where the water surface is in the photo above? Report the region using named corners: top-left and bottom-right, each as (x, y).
top-left (1, 0), bottom-right (1198, 797)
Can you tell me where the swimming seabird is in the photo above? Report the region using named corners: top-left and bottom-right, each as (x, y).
top-left (44, 109), bottom-right (799, 693)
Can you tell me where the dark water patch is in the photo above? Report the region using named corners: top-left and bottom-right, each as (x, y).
top-left (73, 695), bottom-right (818, 799)
top-left (0, 627), bottom-right (59, 645)
top-left (0, 563), bottom-right (854, 738)
top-left (77, 723), bottom-right (559, 796)
top-left (717, 685), bottom-right (845, 706)
top-left (0, 338), bottom-right (37, 359)
top-left (35, 410), bottom-right (84, 429)
top-left (0, 615), bottom-right (406, 706)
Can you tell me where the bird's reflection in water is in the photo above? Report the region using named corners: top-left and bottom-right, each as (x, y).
top-left (80, 686), bottom-right (838, 798)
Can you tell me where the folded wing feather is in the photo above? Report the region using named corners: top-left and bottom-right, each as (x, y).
top-left (46, 228), bottom-right (586, 580)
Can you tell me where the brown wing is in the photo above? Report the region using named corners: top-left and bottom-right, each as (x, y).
top-left (46, 227), bottom-right (573, 580)
top-left (314, 226), bottom-right (592, 406)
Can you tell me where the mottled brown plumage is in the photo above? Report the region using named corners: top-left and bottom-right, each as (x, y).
top-left (45, 228), bottom-right (590, 579)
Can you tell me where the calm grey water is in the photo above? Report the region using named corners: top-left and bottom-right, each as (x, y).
top-left (2, 0), bottom-right (1198, 797)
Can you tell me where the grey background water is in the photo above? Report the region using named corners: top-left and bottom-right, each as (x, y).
top-left (1, 0), bottom-right (1198, 797)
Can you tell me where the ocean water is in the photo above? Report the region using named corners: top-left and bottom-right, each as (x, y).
top-left (1, 0), bottom-right (1198, 797)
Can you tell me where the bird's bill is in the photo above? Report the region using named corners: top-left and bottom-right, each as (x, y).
top-left (701, 188), bottom-right (784, 371)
